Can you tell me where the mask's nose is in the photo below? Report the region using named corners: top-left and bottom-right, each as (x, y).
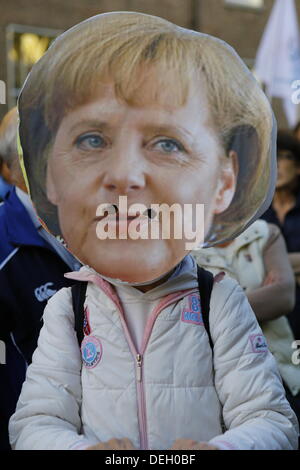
top-left (101, 146), bottom-right (147, 195)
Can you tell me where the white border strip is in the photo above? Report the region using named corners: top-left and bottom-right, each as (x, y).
top-left (0, 247), bottom-right (20, 270)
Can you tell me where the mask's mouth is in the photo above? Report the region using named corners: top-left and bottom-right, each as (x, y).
top-left (95, 204), bottom-right (157, 223)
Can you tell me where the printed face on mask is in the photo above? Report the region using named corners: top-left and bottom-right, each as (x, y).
top-left (46, 77), bottom-right (235, 284)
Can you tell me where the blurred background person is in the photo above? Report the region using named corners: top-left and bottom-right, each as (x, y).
top-left (0, 111), bottom-right (14, 200)
top-left (0, 107), bottom-right (81, 450)
top-left (193, 218), bottom-right (300, 439)
top-left (261, 131), bottom-right (300, 343)
top-left (0, 109), bottom-right (23, 203)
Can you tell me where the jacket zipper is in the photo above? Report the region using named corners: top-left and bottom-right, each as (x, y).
top-left (135, 354), bottom-right (147, 449)
top-left (111, 313), bottom-right (149, 449)
top-left (108, 289), bottom-right (197, 450)
top-left (136, 354), bottom-right (142, 382)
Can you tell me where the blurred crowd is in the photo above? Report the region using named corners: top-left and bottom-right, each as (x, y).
top-left (0, 106), bottom-right (300, 449)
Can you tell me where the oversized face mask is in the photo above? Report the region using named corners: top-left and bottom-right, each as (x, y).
top-left (18, 12), bottom-right (276, 284)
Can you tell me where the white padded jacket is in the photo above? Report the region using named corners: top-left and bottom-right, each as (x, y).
top-left (9, 264), bottom-right (298, 450)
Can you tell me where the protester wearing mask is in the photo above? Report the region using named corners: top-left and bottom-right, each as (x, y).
top-left (9, 12), bottom-right (298, 450)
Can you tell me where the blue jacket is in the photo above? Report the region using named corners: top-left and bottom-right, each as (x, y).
top-left (0, 177), bottom-right (11, 201)
top-left (0, 188), bottom-right (78, 450)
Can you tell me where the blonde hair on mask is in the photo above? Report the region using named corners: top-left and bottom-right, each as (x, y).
top-left (21, 12), bottom-right (272, 150)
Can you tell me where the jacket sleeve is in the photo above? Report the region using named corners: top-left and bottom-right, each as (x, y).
top-left (207, 277), bottom-right (299, 450)
top-left (247, 224), bottom-right (296, 321)
top-left (8, 287), bottom-right (99, 450)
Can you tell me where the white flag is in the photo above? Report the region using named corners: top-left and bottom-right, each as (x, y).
top-left (254, 0), bottom-right (300, 127)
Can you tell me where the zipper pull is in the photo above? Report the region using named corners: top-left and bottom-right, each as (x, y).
top-left (136, 354), bottom-right (143, 382)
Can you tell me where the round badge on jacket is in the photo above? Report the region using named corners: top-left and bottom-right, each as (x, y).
top-left (81, 335), bottom-right (102, 369)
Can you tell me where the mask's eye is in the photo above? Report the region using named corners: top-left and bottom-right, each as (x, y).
top-left (76, 134), bottom-right (105, 150)
top-left (153, 138), bottom-right (185, 154)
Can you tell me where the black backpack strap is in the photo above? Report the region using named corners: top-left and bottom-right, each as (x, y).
top-left (71, 271), bottom-right (213, 347)
top-left (197, 266), bottom-right (227, 432)
top-left (197, 265), bottom-right (214, 350)
top-left (71, 281), bottom-right (88, 346)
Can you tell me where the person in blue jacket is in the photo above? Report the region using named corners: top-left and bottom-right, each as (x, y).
top-left (0, 108), bottom-right (81, 450)
top-left (0, 173), bottom-right (11, 201)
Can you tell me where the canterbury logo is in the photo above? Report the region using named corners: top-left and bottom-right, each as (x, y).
top-left (34, 282), bottom-right (57, 302)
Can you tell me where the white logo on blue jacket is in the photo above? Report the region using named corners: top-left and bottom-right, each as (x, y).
top-left (34, 282), bottom-right (57, 302)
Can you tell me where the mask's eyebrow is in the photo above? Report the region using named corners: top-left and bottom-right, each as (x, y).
top-left (69, 120), bottom-right (111, 134)
top-left (140, 124), bottom-right (194, 141)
